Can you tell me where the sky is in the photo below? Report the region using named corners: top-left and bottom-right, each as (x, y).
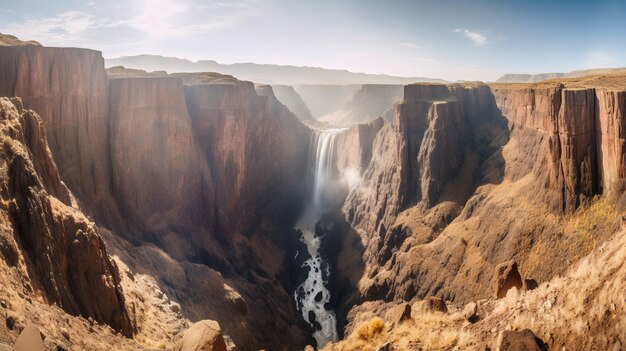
top-left (1, 0), bottom-right (625, 81)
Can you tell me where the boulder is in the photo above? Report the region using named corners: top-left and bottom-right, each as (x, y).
top-left (425, 296), bottom-right (448, 313)
top-left (13, 325), bottom-right (45, 351)
top-left (175, 320), bottom-right (227, 351)
top-left (462, 301), bottom-right (478, 322)
top-left (497, 329), bottom-right (547, 351)
top-left (493, 261), bottom-right (525, 299)
top-left (411, 296), bottom-right (448, 316)
top-left (387, 302), bottom-right (412, 325)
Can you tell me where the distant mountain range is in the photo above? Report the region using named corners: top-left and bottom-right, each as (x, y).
top-left (496, 67), bottom-right (626, 83)
top-left (105, 54), bottom-right (445, 85)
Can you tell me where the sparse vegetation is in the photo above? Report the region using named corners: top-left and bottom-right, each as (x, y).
top-left (356, 317), bottom-right (385, 341)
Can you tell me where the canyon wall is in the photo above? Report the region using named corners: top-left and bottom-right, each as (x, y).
top-left (271, 85), bottom-right (314, 121)
top-left (0, 97), bottom-right (132, 336)
top-left (0, 46), bottom-right (113, 214)
top-left (0, 43), bottom-right (314, 350)
top-left (319, 84), bottom-right (403, 125)
top-left (295, 84), bottom-right (360, 119)
top-left (339, 81), bottom-right (625, 311)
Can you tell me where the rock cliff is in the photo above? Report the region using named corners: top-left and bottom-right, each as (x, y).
top-left (338, 79), bottom-right (625, 313)
top-left (0, 45), bottom-right (113, 215)
top-left (319, 84), bottom-right (403, 125)
top-left (0, 97), bottom-right (132, 336)
top-left (271, 85), bottom-right (314, 121)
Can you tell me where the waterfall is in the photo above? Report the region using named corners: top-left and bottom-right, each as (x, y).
top-left (294, 128), bottom-right (345, 348)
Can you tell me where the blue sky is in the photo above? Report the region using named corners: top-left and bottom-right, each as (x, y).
top-left (1, 0), bottom-right (625, 81)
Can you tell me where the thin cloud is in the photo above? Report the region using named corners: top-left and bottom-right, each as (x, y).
top-left (455, 28), bottom-right (488, 46)
top-left (0, 0), bottom-right (260, 46)
top-left (400, 42), bottom-right (422, 49)
top-left (1, 11), bottom-right (127, 43)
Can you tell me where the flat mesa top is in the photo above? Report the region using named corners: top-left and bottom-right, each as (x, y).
top-left (490, 72), bottom-right (626, 90)
top-left (106, 67), bottom-right (244, 85)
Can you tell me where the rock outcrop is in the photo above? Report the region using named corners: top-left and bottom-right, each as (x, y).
top-left (497, 329), bottom-right (547, 351)
top-left (0, 98), bottom-right (132, 336)
top-left (12, 325), bottom-right (45, 351)
top-left (334, 118), bottom-right (385, 179)
top-left (175, 320), bottom-right (227, 351)
top-left (493, 261), bottom-right (525, 299)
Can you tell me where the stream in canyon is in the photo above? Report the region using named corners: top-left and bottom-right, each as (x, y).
top-left (294, 127), bottom-right (345, 348)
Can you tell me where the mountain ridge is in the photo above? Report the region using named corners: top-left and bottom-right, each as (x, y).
top-left (105, 54), bottom-right (446, 85)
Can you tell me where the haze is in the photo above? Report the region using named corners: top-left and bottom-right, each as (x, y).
top-left (2, 0), bottom-right (625, 81)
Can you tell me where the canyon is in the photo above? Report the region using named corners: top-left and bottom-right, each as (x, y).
top-left (0, 33), bottom-right (624, 351)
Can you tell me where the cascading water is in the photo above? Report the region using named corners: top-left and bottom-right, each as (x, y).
top-left (294, 128), bottom-right (345, 348)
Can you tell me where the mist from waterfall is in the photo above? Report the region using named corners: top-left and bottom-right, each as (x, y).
top-left (294, 127), bottom-right (345, 348)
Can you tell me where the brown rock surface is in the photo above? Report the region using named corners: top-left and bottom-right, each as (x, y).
top-left (493, 261), bottom-right (525, 299)
top-left (497, 329), bottom-right (547, 351)
top-left (108, 76), bottom-right (215, 256)
top-left (0, 98), bottom-right (132, 335)
top-left (175, 320), bottom-right (227, 351)
top-left (12, 325), bottom-right (44, 351)
top-left (0, 45), bottom-right (113, 213)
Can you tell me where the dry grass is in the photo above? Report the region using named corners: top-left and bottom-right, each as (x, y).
top-left (356, 317), bottom-right (385, 341)
top-left (490, 71), bottom-right (626, 90)
top-left (326, 224), bottom-right (626, 351)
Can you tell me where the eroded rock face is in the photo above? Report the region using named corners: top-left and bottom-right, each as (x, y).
top-left (596, 89), bottom-right (626, 203)
top-left (497, 329), bottom-right (547, 351)
top-left (334, 118), bottom-right (385, 178)
top-left (0, 46), bottom-right (112, 211)
top-left (108, 76), bottom-right (215, 258)
top-left (344, 83), bottom-right (504, 269)
top-left (493, 261), bottom-right (525, 299)
top-left (491, 84), bottom-right (599, 212)
top-left (0, 98), bottom-right (132, 336)
top-left (185, 82), bottom-right (310, 236)
top-left (338, 80), bottom-right (626, 311)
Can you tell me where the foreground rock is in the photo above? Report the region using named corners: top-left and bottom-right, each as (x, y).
top-left (493, 261), bottom-right (525, 299)
top-left (175, 320), bottom-right (227, 351)
top-left (0, 98), bottom-right (132, 335)
top-left (497, 329), bottom-right (547, 351)
top-left (12, 325), bottom-right (45, 351)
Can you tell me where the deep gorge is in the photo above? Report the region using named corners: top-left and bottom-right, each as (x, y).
top-left (0, 38), bottom-right (625, 351)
